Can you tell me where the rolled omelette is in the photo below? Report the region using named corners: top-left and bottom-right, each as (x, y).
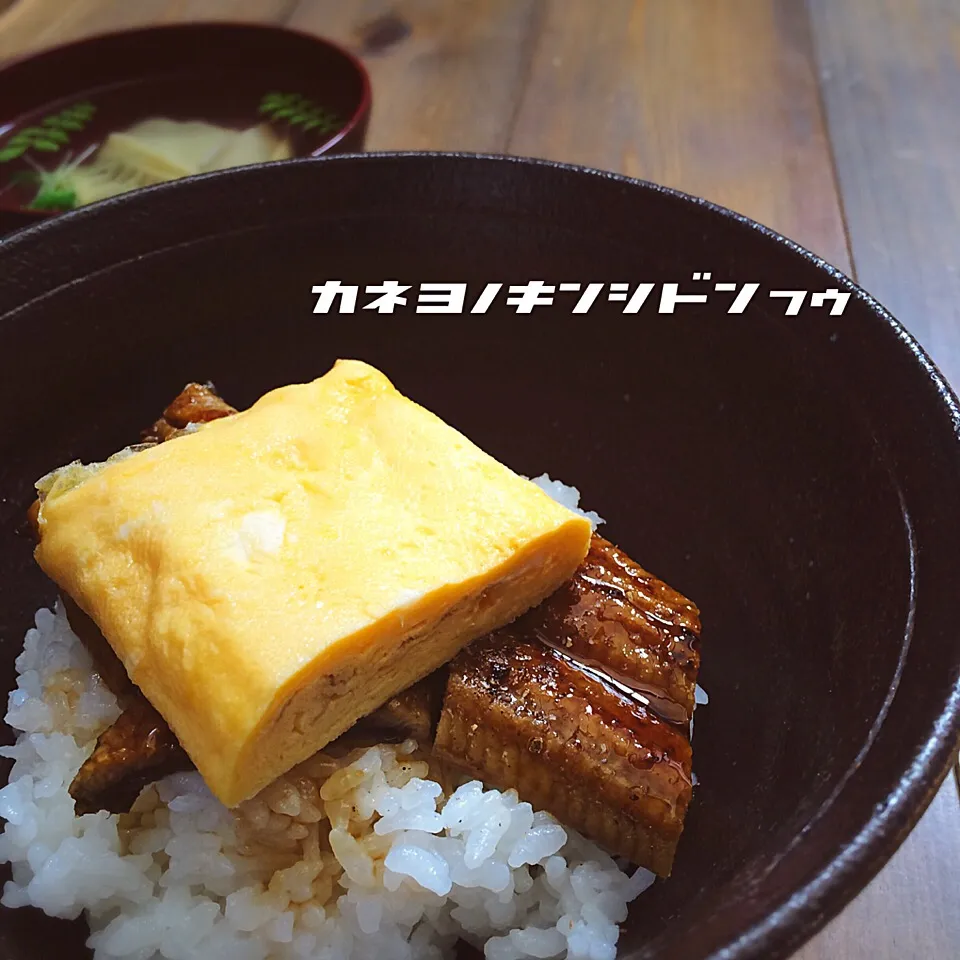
top-left (33, 359), bottom-right (592, 806)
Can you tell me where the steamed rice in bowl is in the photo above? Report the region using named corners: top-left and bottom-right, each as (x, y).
top-left (0, 478), bottom-right (677, 960)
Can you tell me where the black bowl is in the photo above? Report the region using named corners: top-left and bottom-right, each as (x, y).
top-left (0, 153), bottom-right (958, 960)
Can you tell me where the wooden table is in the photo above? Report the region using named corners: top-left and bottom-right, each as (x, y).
top-left (1, 1), bottom-right (958, 956)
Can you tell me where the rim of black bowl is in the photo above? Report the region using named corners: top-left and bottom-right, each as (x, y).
top-left (0, 151), bottom-right (958, 960)
top-left (0, 20), bottom-right (373, 223)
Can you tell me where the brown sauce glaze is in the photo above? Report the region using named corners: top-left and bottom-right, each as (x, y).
top-left (435, 623), bottom-right (698, 874)
top-left (538, 636), bottom-right (691, 727)
top-left (519, 533), bottom-right (701, 722)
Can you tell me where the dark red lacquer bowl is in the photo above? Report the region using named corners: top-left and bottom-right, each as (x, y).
top-left (0, 154), bottom-right (957, 960)
top-left (0, 22), bottom-right (371, 234)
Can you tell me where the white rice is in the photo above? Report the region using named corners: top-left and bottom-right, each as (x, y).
top-left (529, 476), bottom-right (604, 531)
top-left (0, 477), bottom-right (661, 959)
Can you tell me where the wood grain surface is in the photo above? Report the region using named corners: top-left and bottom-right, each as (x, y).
top-left (808, 0), bottom-right (960, 384)
top-left (0, 1), bottom-right (957, 958)
top-left (289, 0), bottom-right (543, 153)
top-left (509, 0), bottom-right (852, 272)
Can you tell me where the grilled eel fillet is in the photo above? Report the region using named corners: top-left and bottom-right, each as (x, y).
top-left (434, 535), bottom-right (701, 877)
top-left (37, 385), bottom-right (703, 877)
top-left (28, 384), bottom-right (444, 815)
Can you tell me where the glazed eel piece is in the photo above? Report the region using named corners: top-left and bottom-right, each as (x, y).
top-left (434, 535), bottom-right (701, 877)
top-left (43, 384), bottom-right (703, 878)
top-left (31, 384), bottom-right (442, 815)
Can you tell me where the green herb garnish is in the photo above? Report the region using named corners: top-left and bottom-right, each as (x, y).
top-left (259, 93), bottom-right (341, 134)
top-left (0, 101), bottom-right (96, 163)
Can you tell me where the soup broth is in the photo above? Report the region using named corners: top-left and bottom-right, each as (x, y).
top-left (0, 67), bottom-right (347, 211)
